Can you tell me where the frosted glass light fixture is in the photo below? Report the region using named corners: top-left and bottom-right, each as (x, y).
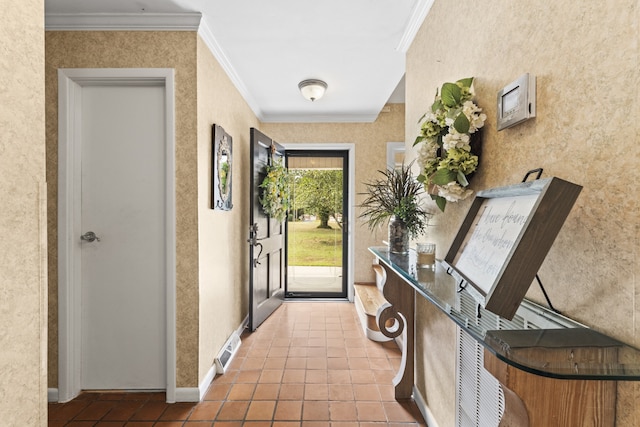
top-left (298, 79), bottom-right (327, 102)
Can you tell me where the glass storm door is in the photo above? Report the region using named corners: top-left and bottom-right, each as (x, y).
top-left (285, 150), bottom-right (349, 299)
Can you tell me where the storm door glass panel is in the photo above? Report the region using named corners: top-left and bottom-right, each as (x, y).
top-left (286, 151), bottom-right (348, 298)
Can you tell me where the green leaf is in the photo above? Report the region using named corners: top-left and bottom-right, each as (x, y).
top-left (431, 99), bottom-right (443, 113)
top-left (417, 112), bottom-right (427, 123)
top-left (453, 112), bottom-right (470, 134)
top-left (434, 195), bottom-right (447, 212)
top-left (413, 135), bottom-right (426, 146)
top-left (457, 170), bottom-right (469, 187)
top-left (431, 168), bottom-right (456, 185)
top-left (416, 174), bottom-right (426, 184)
top-left (456, 77), bottom-right (474, 89)
top-left (441, 83), bottom-right (461, 108)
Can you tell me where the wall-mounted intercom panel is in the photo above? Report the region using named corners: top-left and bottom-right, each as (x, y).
top-left (497, 73), bottom-right (536, 131)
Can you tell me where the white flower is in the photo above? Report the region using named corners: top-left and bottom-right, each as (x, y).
top-left (463, 100), bottom-right (487, 133)
top-left (442, 131), bottom-right (470, 152)
top-left (462, 100), bottom-right (479, 116)
top-left (423, 111), bottom-right (437, 123)
top-left (470, 112), bottom-right (487, 133)
top-left (437, 182), bottom-right (474, 202)
top-left (417, 139), bottom-right (439, 169)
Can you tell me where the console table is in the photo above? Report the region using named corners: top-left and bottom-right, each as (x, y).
top-left (370, 246), bottom-right (640, 426)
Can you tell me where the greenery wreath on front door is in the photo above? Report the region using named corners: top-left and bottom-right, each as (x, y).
top-left (259, 156), bottom-right (290, 222)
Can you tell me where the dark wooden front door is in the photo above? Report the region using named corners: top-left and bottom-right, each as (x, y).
top-left (248, 128), bottom-right (285, 331)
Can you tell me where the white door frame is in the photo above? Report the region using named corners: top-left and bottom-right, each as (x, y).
top-left (57, 68), bottom-right (177, 402)
top-left (281, 143), bottom-right (355, 302)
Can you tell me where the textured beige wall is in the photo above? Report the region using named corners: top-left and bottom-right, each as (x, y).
top-left (196, 37), bottom-right (260, 382)
top-left (45, 31), bottom-right (201, 388)
top-left (0, 0), bottom-right (47, 424)
top-left (262, 104), bottom-right (405, 283)
top-left (406, 1), bottom-right (640, 425)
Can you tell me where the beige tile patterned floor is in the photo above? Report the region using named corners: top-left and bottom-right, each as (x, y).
top-left (48, 301), bottom-right (426, 426)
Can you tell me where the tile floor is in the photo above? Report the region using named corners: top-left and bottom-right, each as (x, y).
top-left (48, 301), bottom-right (426, 426)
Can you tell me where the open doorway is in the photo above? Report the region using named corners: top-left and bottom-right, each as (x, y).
top-left (285, 150), bottom-right (349, 299)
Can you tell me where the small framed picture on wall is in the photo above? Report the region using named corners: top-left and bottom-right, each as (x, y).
top-left (212, 124), bottom-right (233, 210)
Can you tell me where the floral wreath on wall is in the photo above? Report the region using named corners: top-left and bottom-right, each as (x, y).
top-left (414, 77), bottom-right (486, 212)
top-left (259, 153), bottom-right (290, 222)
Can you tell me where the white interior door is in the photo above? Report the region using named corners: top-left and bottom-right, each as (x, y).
top-left (80, 84), bottom-right (166, 390)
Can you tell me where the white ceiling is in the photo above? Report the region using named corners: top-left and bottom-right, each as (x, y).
top-left (45, 0), bottom-right (433, 122)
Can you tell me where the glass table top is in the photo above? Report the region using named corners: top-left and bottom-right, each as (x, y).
top-left (369, 246), bottom-right (640, 380)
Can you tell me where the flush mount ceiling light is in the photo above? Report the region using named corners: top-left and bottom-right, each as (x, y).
top-left (298, 79), bottom-right (328, 102)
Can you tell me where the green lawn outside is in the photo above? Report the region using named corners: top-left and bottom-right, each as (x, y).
top-left (288, 220), bottom-right (343, 266)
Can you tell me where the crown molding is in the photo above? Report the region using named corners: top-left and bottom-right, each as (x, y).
top-left (396, 0), bottom-right (435, 53)
top-left (197, 20), bottom-right (264, 121)
top-left (45, 12), bottom-right (202, 31)
top-left (44, 11), bottom-right (267, 120)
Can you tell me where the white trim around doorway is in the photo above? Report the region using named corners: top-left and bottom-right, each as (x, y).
top-left (56, 68), bottom-right (177, 403)
top-left (281, 143), bottom-right (356, 302)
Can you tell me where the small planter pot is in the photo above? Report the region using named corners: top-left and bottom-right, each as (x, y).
top-left (388, 216), bottom-right (409, 254)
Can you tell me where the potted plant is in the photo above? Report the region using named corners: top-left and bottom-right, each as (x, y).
top-left (359, 162), bottom-right (432, 254)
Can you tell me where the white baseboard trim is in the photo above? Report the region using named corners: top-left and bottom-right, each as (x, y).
top-left (235, 315), bottom-right (248, 338)
top-left (413, 385), bottom-right (440, 427)
top-left (48, 388), bottom-right (59, 402)
top-left (174, 387), bottom-right (200, 402)
top-left (175, 364), bottom-right (216, 402)
top-left (176, 316), bottom-right (249, 402)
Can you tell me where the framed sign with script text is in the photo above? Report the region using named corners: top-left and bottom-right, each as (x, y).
top-left (443, 177), bottom-right (582, 319)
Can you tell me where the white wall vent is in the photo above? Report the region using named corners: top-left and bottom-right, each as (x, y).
top-left (454, 290), bottom-right (574, 426)
top-left (214, 332), bottom-right (241, 374)
top-left (456, 292), bottom-right (506, 427)
top-left (456, 329), bottom-right (505, 427)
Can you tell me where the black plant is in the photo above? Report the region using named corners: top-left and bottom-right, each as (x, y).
top-left (359, 162), bottom-right (432, 238)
